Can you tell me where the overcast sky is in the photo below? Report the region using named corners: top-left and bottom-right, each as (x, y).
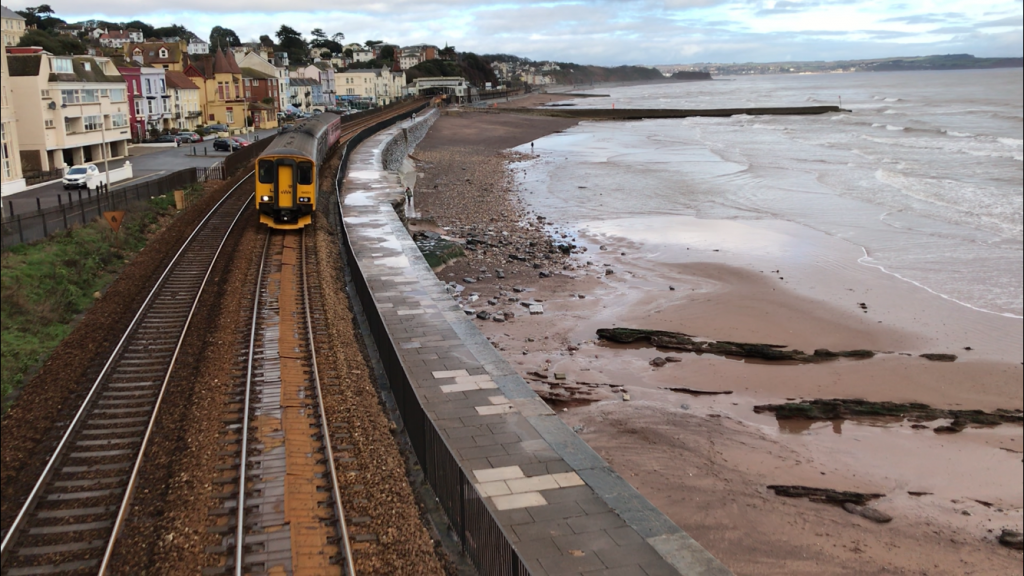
top-left (13, 0), bottom-right (1024, 65)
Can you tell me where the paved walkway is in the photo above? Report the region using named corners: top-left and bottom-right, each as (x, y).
top-left (340, 111), bottom-right (732, 576)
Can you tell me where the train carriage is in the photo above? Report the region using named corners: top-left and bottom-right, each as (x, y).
top-left (256, 113), bottom-right (344, 229)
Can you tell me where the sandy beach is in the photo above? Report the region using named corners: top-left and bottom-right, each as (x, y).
top-left (409, 105), bottom-right (1023, 574)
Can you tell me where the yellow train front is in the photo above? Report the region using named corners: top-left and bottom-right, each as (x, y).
top-left (255, 114), bottom-right (342, 229)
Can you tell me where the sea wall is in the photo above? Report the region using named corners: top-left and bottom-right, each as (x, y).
top-left (337, 109), bottom-right (734, 576)
top-left (494, 105), bottom-right (844, 120)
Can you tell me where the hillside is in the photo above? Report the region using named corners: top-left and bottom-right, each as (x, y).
top-left (544, 64), bottom-right (664, 85)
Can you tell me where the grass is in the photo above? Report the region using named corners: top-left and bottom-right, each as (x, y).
top-left (1, 189), bottom-right (187, 409)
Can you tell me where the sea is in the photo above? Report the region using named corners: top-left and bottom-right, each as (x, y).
top-left (515, 69), bottom-right (1024, 318)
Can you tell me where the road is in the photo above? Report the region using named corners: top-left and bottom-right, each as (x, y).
top-left (3, 129), bottom-right (278, 218)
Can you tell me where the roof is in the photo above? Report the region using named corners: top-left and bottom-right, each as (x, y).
top-left (54, 57), bottom-right (123, 83)
top-left (242, 67), bottom-right (274, 80)
top-left (213, 48), bottom-right (241, 75)
top-left (165, 70), bottom-right (199, 90)
top-left (128, 42), bottom-right (182, 65)
top-left (6, 54), bottom-right (42, 77)
top-left (288, 77), bottom-right (319, 87)
top-left (1, 5), bottom-right (25, 20)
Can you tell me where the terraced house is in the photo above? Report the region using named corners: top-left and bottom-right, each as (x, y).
top-left (6, 49), bottom-right (131, 172)
top-left (165, 71), bottom-right (201, 131)
top-left (2, 5), bottom-right (26, 48)
top-left (183, 48), bottom-right (247, 133)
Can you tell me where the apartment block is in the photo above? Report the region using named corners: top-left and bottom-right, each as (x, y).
top-left (2, 20), bottom-right (25, 192)
top-left (7, 50), bottom-right (131, 172)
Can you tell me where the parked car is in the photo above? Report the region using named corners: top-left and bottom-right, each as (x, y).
top-left (62, 164), bottom-right (100, 189)
top-left (230, 137), bottom-right (252, 147)
top-left (205, 123), bottom-right (229, 133)
top-left (152, 134), bottom-right (181, 144)
top-left (213, 138), bottom-right (240, 152)
top-left (178, 131), bottom-right (202, 143)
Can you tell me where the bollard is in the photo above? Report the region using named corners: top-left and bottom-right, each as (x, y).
top-left (193, 146), bottom-right (196, 156)
top-left (204, 147), bottom-right (208, 156)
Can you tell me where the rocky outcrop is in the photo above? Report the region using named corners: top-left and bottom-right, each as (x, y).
top-left (754, 399), bottom-right (1023, 428)
top-left (671, 71), bottom-right (713, 81)
top-left (1000, 530), bottom-right (1024, 551)
top-left (596, 328), bottom-right (875, 363)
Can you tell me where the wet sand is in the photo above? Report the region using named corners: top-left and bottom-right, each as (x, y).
top-left (413, 110), bottom-right (1024, 574)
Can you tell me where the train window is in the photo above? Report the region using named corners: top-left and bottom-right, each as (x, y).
top-left (258, 160), bottom-right (275, 184)
top-left (298, 162), bottom-right (314, 185)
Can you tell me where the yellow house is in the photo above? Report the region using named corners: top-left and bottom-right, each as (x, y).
top-left (165, 71), bottom-right (201, 131)
top-left (1, 5), bottom-right (26, 48)
top-left (183, 48), bottom-right (248, 133)
top-left (124, 40), bottom-right (186, 72)
top-left (2, 21), bottom-right (26, 193)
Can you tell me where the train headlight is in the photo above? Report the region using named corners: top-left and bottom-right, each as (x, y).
top-left (260, 195), bottom-right (272, 202)
top-left (298, 197), bottom-right (311, 203)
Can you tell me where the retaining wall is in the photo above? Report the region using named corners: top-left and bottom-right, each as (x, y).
top-left (336, 109), bottom-right (734, 576)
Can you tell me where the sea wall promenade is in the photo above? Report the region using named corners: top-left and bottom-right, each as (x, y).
top-left (337, 109), bottom-right (734, 575)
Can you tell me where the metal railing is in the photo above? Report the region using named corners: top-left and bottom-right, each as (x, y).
top-left (23, 169), bottom-right (64, 186)
top-left (333, 102), bottom-right (531, 576)
top-left (222, 137), bottom-right (275, 176)
top-left (1, 166), bottom-right (222, 251)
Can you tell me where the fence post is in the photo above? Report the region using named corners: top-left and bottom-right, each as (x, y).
top-left (8, 200), bottom-right (13, 218)
top-left (36, 198), bottom-right (42, 212)
top-left (17, 215), bottom-right (24, 244)
top-left (58, 196), bottom-right (68, 231)
top-left (41, 208), bottom-right (48, 237)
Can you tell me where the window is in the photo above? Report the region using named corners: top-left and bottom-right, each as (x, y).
top-left (159, 48), bottom-right (168, 58)
top-left (110, 88), bottom-right (126, 102)
top-left (226, 110), bottom-right (234, 124)
top-left (145, 78), bottom-right (152, 94)
top-left (80, 89), bottom-right (99, 103)
top-left (83, 62), bottom-right (91, 71)
top-left (244, 79), bottom-right (250, 87)
top-left (84, 115), bottom-right (102, 131)
top-left (41, 89), bottom-right (51, 99)
top-left (297, 162), bottom-right (313, 185)
top-left (100, 89), bottom-right (109, 97)
top-left (64, 117), bottom-right (73, 133)
top-left (158, 79), bottom-right (165, 93)
top-left (45, 119), bottom-right (55, 128)
top-left (258, 160), bottom-right (275, 184)
top-left (147, 100), bottom-right (154, 114)
top-left (61, 89), bottom-right (80, 105)
top-left (52, 58), bottom-right (73, 73)
top-left (111, 113), bottom-right (128, 127)
top-left (135, 100), bottom-right (143, 116)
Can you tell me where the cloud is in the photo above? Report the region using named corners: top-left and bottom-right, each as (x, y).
top-left (879, 13), bottom-right (963, 25)
top-left (975, 15), bottom-right (1024, 27)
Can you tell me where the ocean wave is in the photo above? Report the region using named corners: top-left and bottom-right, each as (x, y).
top-left (883, 109), bottom-right (901, 114)
top-left (998, 137), bottom-right (1023, 148)
top-left (884, 97), bottom-right (902, 102)
top-left (886, 125), bottom-right (905, 131)
top-left (942, 130), bottom-right (974, 138)
top-left (831, 114), bottom-right (851, 121)
top-left (860, 134), bottom-right (1023, 161)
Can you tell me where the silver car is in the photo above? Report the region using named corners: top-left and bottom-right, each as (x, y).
top-left (62, 164), bottom-right (100, 189)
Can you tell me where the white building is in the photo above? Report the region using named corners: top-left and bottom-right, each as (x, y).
top-left (99, 29), bottom-right (144, 49)
top-left (139, 67), bottom-right (171, 134)
top-left (407, 76), bottom-right (469, 103)
top-left (187, 39), bottom-right (209, 55)
top-left (352, 49), bottom-right (374, 63)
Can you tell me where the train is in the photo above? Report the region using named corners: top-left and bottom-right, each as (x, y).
top-left (255, 113), bottom-right (345, 229)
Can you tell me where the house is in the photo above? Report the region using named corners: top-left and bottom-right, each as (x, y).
top-left (241, 68), bottom-right (279, 129)
top-left (187, 38), bottom-right (209, 55)
top-left (290, 64), bottom-right (334, 109)
top-left (399, 45), bottom-right (438, 70)
top-left (337, 66), bottom-right (406, 106)
top-left (2, 5), bottom-right (26, 48)
top-left (55, 23), bottom-right (84, 37)
top-left (286, 77), bottom-right (319, 113)
top-left (89, 28), bottom-right (107, 41)
top-left (116, 66), bottom-right (144, 141)
top-left (165, 71), bottom-right (201, 131)
top-left (126, 41), bottom-right (184, 71)
top-left (7, 50), bottom-right (132, 172)
top-left (352, 49), bottom-right (374, 63)
top-left (99, 29), bottom-right (145, 49)
top-left (239, 51), bottom-right (288, 121)
top-left (183, 48), bottom-right (248, 133)
top-left (1, 21), bottom-right (25, 193)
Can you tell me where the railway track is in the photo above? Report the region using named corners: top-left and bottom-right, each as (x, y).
top-left (0, 175), bottom-right (255, 576)
top-left (209, 229), bottom-right (353, 576)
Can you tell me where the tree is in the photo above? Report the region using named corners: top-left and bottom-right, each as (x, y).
top-left (16, 5), bottom-right (64, 32)
top-left (378, 45), bottom-right (396, 62)
top-left (152, 24), bottom-right (195, 41)
top-left (121, 20), bottom-right (155, 38)
top-left (344, 48), bottom-right (353, 58)
top-left (365, 40), bottom-right (383, 48)
top-left (259, 34), bottom-right (274, 47)
top-left (309, 28), bottom-right (343, 55)
top-left (276, 25), bottom-right (308, 65)
top-left (209, 26), bottom-right (241, 47)
top-left (18, 28), bottom-right (86, 55)
top-left (310, 28), bottom-right (326, 41)
top-left (331, 32), bottom-right (345, 43)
